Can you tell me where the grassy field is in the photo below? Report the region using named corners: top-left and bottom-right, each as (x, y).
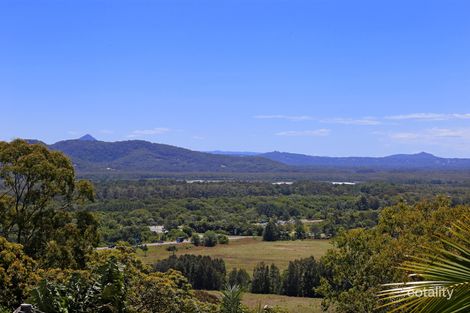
top-left (137, 237), bottom-right (332, 272)
top-left (137, 238), bottom-right (333, 313)
top-left (207, 291), bottom-right (331, 313)
top-left (242, 293), bottom-right (326, 313)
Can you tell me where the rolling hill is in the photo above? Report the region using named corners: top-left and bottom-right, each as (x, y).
top-left (18, 136), bottom-right (470, 177)
top-left (47, 138), bottom-right (288, 173)
top-left (260, 151), bottom-right (470, 169)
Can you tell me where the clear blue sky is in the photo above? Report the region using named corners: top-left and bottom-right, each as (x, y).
top-left (1, 0), bottom-right (470, 157)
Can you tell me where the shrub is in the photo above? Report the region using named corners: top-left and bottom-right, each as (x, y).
top-left (262, 221), bottom-right (280, 241)
top-left (203, 231), bottom-right (218, 247)
top-left (218, 234), bottom-right (229, 244)
top-left (0, 237), bottom-right (38, 309)
top-left (191, 234), bottom-right (202, 246)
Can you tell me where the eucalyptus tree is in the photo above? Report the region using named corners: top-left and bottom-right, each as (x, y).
top-left (0, 139), bottom-right (97, 267)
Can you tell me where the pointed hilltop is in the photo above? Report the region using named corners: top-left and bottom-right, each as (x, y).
top-left (78, 134), bottom-right (97, 141)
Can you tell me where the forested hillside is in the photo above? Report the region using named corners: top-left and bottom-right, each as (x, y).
top-left (49, 139), bottom-right (288, 173)
top-left (261, 151), bottom-right (470, 169)
top-left (21, 137), bottom-right (470, 180)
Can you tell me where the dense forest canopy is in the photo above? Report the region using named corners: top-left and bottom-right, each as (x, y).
top-left (85, 179), bottom-right (470, 244)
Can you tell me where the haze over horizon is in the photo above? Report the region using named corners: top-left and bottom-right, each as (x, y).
top-left (2, 1), bottom-right (470, 157)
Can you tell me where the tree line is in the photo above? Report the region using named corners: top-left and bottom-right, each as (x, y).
top-left (153, 254), bottom-right (324, 298)
top-left (87, 176), bottom-right (470, 245)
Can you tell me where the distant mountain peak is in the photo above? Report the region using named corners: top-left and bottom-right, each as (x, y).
top-left (78, 134), bottom-right (97, 141)
top-left (49, 138), bottom-right (286, 174)
top-left (416, 152), bottom-right (435, 157)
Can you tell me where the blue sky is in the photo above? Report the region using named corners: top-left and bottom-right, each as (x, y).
top-left (1, 0), bottom-right (470, 157)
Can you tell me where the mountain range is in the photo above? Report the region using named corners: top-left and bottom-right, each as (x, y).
top-left (46, 135), bottom-right (288, 173)
top-left (258, 151), bottom-right (470, 169)
top-left (21, 135), bottom-right (470, 175)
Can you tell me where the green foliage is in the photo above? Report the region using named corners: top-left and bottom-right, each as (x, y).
top-left (204, 231), bottom-right (219, 247)
top-left (318, 197), bottom-right (470, 313)
top-left (251, 263), bottom-right (270, 294)
top-left (251, 263), bottom-right (281, 295)
top-left (228, 268), bottom-right (251, 290)
top-left (130, 270), bottom-right (219, 313)
top-left (281, 257), bottom-right (321, 297)
top-left (378, 219), bottom-right (470, 313)
top-left (138, 244), bottom-right (148, 256)
top-left (268, 265), bottom-right (282, 295)
top-left (28, 251), bottom-right (219, 313)
top-left (29, 257), bottom-right (127, 313)
top-left (29, 279), bottom-right (69, 313)
top-left (98, 256), bottom-right (127, 312)
top-left (0, 236), bottom-right (38, 309)
top-left (41, 210), bottom-right (100, 269)
top-left (0, 306), bottom-right (10, 313)
top-left (262, 221), bottom-right (280, 242)
top-left (86, 179), bottom-right (465, 245)
top-left (294, 220), bottom-right (306, 240)
top-left (0, 140), bottom-right (98, 268)
top-left (218, 234), bottom-right (230, 244)
top-left (249, 257), bottom-right (322, 298)
top-left (154, 254), bottom-right (226, 290)
top-left (4, 140), bottom-right (470, 313)
top-left (167, 228), bottom-right (188, 241)
top-left (221, 284), bottom-right (244, 313)
top-left (191, 234), bottom-right (202, 246)
top-left (166, 245), bottom-right (177, 255)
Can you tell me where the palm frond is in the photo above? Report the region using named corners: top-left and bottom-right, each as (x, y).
top-left (378, 219), bottom-right (470, 313)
